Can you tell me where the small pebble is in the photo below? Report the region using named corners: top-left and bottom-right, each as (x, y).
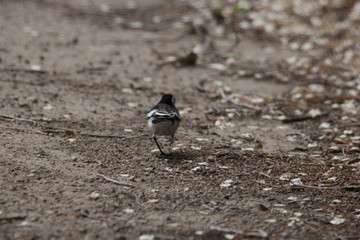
top-left (132, 156), bottom-right (144, 161)
top-left (89, 192), bottom-right (100, 200)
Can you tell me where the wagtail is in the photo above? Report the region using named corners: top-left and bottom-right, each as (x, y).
top-left (147, 94), bottom-right (181, 155)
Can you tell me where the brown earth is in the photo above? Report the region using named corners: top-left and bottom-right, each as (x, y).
top-left (0, 1), bottom-right (359, 240)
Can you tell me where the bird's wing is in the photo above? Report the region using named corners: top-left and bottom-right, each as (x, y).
top-left (147, 108), bottom-right (180, 122)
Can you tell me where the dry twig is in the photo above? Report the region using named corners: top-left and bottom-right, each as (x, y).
top-left (282, 113), bottom-right (329, 123)
top-left (335, 235), bottom-right (360, 240)
top-left (0, 113), bottom-right (37, 125)
top-left (81, 133), bottom-right (145, 139)
top-left (210, 225), bottom-right (268, 238)
top-left (292, 184), bottom-right (360, 191)
top-left (0, 215), bottom-right (27, 221)
top-left (210, 225), bottom-right (244, 235)
top-left (39, 127), bottom-right (147, 140)
top-left (77, 67), bottom-right (107, 73)
top-left (194, 79), bottom-right (207, 92)
top-left (259, 172), bottom-right (272, 179)
top-left (69, 7), bottom-right (135, 17)
top-left (1, 121), bottom-right (146, 140)
top-left (218, 88), bottom-right (262, 111)
top-left (126, 21), bottom-right (174, 31)
top-left (339, 122), bottom-right (360, 128)
top-left (345, 158), bottom-right (360, 165)
top-left (96, 174), bottom-right (136, 187)
top-left (0, 66), bottom-right (49, 74)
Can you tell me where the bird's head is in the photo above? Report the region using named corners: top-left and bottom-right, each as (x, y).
top-left (159, 94), bottom-right (176, 106)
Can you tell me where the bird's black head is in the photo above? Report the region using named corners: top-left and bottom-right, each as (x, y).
top-left (159, 94), bottom-right (176, 106)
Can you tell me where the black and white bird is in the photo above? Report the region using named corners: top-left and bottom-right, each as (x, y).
top-left (147, 94), bottom-right (181, 155)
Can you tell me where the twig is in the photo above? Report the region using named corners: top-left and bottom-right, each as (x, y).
top-left (80, 132), bottom-right (125, 138)
top-left (191, 17), bottom-right (213, 60)
top-left (197, 36), bottom-right (212, 61)
top-left (81, 133), bottom-right (147, 140)
top-left (39, 127), bottom-right (147, 140)
top-left (292, 184), bottom-right (360, 191)
top-left (40, 128), bottom-right (76, 135)
top-left (194, 79), bottom-right (207, 92)
top-left (0, 78), bottom-right (46, 86)
top-left (0, 113), bottom-right (37, 125)
top-left (218, 88), bottom-right (262, 111)
top-left (286, 132), bottom-right (306, 137)
top-left (0, 216), bottom-right (27, 221)
top-left (126, 21), bottom-right (174, 32)
top-left (202, 204), bottom-right (216, 211)
top-left (210, 225), bottom-right (268, 238)
top-left (69, 7), bottom-right (135, 17)
top-left (96, 174), bottom-right (136, 187)
top-left (210, 225), bottom-right (243, 235)
top-left (259, 172), bottom-right (272, 179)
top-left (345, 158), bottom-right (360, 165)
top-left (245, 229), bottom-right (268, 238)
top-left (77, 67), bottom-right (107, 73)
top-left (339, 122), bottom-right (360, 128)
top-left (188, 1), bottom-right (216, 26)
top-left (2, 118), bottom-right (146, 141)
top-left (227, 33), bottom-right (241, 52)
top-left (335, 235), bottom-right (360, 240)
top-left (282, 113), bottom-right (329, 123)
top-left (0, 126), bottom-right (57, 136)
top-left (0, 66), bottom-right (49, 74)
top-left (156, 51), bottom-right (198, 69)
top-left (100, 39), bottom-right (130, 45)
top-left (292, 184), bottom-right (341, 189)
top-left (153, 235), bottom-right (175, 240)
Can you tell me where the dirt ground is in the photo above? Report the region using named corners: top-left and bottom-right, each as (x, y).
top-left (1, 0), bottom-right (359, 239)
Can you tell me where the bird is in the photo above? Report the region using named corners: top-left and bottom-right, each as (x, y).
top-left (147, 94), bottom-right (181, 155)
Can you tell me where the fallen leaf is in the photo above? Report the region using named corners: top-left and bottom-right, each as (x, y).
top-left (220, 179), bottom-right (233, 188)
top-left (123, 208), bottom-right (134, 214)
top-left (139, 234), bottom-right (155, 240)
top-left (89, 192), bottom-right (100, 200)
top-left (330, 216), bottom-right (346, 225)
top-left (191, 166), bottom-right (201, 171)
top-left (208, 63), bottom-right (227, 71)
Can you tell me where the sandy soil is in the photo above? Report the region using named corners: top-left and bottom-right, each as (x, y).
top-left (1, 0), bottom-right (359, 239)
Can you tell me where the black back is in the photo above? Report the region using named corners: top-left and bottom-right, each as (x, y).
top-left (148, 94), bottom-right (180, 122)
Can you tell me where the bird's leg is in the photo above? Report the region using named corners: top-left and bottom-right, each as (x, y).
top-left (153, 136), bottom-right (166, 155)
top-left (169, 135), bottom-right (174, 146)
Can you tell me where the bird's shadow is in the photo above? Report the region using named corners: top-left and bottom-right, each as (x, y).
top-left (156, 150), bottom-right (198, 164)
